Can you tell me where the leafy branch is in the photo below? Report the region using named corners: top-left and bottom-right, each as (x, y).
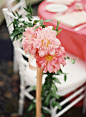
top-left (10, 3), bottom-right (62, 42)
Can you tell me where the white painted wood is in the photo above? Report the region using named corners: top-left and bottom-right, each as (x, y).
top-left (55, 94), bottom-right (85, 117)
top-left (6, 0), bottom-right (26, 16)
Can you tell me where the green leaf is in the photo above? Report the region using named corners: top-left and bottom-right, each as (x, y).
top-left (57, 70), bottom-right (61, 75)
top-left (26, 14), bottom-right (32, 21)
top-left (16, 27), bottom-right (25, 30)
top-left (26, 14), bottom-right (32, 18)
top-left (34, 20), bottom-right (39, 24)
top-left (45, 94), bottom-right (50, 105)
top-left (42, 108), bottom-right (49, 114)
top-left (12, 11), bottom-right (16, 17)
top-left (15, 11), bottom-right (20, 18)
top-left (52, 83), bottom-right (58, 92)
top-left (56, 21), bottom-right (60, 31)
top-left (11, 31), bottom-right (20, 37)
top-left (12, 36), bottom-right (15, 42)
top-left (56, 102), bottom-right (62, 110)
top-left (27, 103), bottom-right (34, 112)
top-left (43, 19), bottom-right (53, 22)
top-left (31, 86), bottom-right (36, 91)
top-left (23, 7), bottom-right (30, 12)
top-left (67, 56), bottom-right (70, 59)
top-left (17, 34), bottom-right (23, 39)
top-left (52, 26), bottom-right (55, 30)
top-left (40, 19), bottom-right (43, 26)
top-left (71, 59), bottom-right (75, 64)
top-left (53, 77), bottom-right (61, 84)
top-left (27, 22), bottom-right (33, 27)
top-left (52, 101), bottom-right (61, 110)
top-left (29, 2), bottom-right (32, 14)
top-left (65, 57), bottom-right (70, 60)
top-left (9, 22), bottom-right (13, 27)
top-left (20, 39), bottom-right (22, 42)
top-left (57, 69), bottom-right (62, 75)
top-left (34, 26), bottom-right (39, 31)
top-left (57, 29), bottom-right (62, 35)
top-left (42, 113), bottom-right (45, 117)
top-left (42, 25), bottom-right (46, 28)
top-left (52, 101), bottom-right (56, 108)
top-left (64, 74), bottom-right (67, 81)
top-left (59, 68), bottom-right (63, 74)
top-left (51, 92), bottom-right (60, 100)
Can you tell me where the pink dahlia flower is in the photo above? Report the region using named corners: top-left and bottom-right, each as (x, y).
top-left (22, 25), bottom-right (66, 73)
top-left (36, 46), bottom-right (66, 73)
top-left (22, 25), bottom-right (42, 55)
top-left (33, 28), bottom-right (61, 57)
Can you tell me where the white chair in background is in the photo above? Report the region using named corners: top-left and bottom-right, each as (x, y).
top-left (2, 8), bottom-right (86, 117)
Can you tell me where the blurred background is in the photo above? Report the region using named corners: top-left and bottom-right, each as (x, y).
top-left (0, 0), bottom-right (86, 117)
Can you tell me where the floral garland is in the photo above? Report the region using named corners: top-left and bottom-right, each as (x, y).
top-left (10, 3), bottom-right (75, 117)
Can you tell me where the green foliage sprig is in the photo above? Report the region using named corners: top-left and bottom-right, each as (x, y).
top-left (10, 3), bottom-right (62, 42)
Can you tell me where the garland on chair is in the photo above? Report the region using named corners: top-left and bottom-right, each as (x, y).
top-left (10, 3), bottom-right (76, 117)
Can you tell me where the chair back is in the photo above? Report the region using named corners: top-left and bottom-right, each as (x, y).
top-left (2, 8), bottom-right (15, 35)
top-left (6, 0), bottom-right (26, 17)
top-left (17, 47), bottom-right (38, 86)
top-left (2, 8), bottom-right (21, 46)
top-left (2, 8), bottom-right (22, 74)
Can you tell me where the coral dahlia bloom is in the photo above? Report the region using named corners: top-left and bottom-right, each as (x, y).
top-left (22, 25), bottom-right (42, 55)
top-left (33, 28), bottom-right (61, 57)
top-left (36, 46), bottom-right (66, 73)
top-left (22, 25), bottom-right (66, 73)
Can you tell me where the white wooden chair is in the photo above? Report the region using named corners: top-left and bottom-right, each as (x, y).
top-left (2, 8), bottom-right (86, 117)
top-left (17, 46), bottom-right (86, 116)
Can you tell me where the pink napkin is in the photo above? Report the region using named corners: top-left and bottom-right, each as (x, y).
top-left (53, 11), bottom-right (86, 27)
top-left (46, 0), bottom-right (75, 5)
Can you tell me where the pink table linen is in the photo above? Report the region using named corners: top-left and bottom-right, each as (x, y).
top-left (38, 0), bottom-right (86, 62)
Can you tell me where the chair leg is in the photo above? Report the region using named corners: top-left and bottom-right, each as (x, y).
top-left (13, 55), bottom-right (19, 73)
top-left (18, 86), bottom-right (25, 116)
top-left (82, 89), bottom-right (86, 114)
top-left (50, 100), bottom-right (56, 117)
top-left (13, 60), bottom-right (18, 73)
